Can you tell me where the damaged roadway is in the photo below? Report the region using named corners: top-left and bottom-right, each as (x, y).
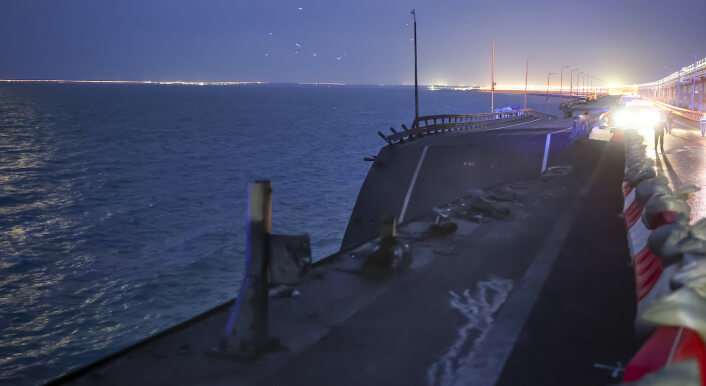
top-left (55, 118), bottom-right (639, 386)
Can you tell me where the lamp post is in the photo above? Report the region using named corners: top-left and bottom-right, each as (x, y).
top-left (583, 74), bottom-right (590, 97)
top-left (577, 72), bottom-right (583, 97)
top-left (559, 65), bottom-right (570, 99)
top-left (689, 54), bottom-right (697, 110)
top-left (665, 65), bottom-right (675, 104)
top-left (673, 62), bottom-right (682, 108)
top-left (491, 41), bottom-right (500, 112)
top-left (570, 69), bottom-right (578, 97)
top-left (524, 56), bottom-right (534, 110)
top-left (411, 9), bottom-right (419, 123)
top-left (546, 72), bottom-right (555, 102)
top-left (590, 76), bottom-right (596, 94)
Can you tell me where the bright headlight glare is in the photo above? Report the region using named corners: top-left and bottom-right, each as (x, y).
top-left (616, 111), bottom-right (628, 125)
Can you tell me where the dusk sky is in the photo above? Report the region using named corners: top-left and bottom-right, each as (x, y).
top-left (1, 0), bottom-right (705, 86)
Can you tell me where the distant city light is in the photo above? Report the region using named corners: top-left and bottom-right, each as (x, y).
top-left (0, 79), bottom-right (270, 86)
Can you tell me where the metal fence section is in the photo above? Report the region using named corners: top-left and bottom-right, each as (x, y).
top-left (653, 100), bottom-right (705, 122)
top-left (571, 111), bottom-right (607, 139)
top-left (379, 109), bottom-right (550, 144)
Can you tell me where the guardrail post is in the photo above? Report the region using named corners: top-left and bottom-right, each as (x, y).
top-left (217, 181), bottom-right (278, 359)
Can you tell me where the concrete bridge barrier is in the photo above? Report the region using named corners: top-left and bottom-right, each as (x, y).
top-left (618, 129), bottom-right (706, 384)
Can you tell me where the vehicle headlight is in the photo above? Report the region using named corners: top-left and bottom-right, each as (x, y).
top-left (640, 111), bottom-right (659, 127)
top-left (616, 111), bottom-right (628, 126)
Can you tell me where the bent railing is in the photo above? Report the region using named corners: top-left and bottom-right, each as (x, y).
top-left (653, 100), bottom-right (705, 122)
top-left (379, 109), bottom-right (549, 144)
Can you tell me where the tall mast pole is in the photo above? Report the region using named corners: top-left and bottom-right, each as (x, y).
top-left (491, 41), bottom-right (496, 112)
top-left (524, 56), bottom-right (532, 110)
top-left (412, 9), bottom-right (419, 123)
top-left (546, 72), bottom-right (555, 102)
top-left (690, 54), bottom-right (697, 110)
top-left (570, 69), bottom-right (578, 97)
top-left (560, 65), bottom-right (569, 99)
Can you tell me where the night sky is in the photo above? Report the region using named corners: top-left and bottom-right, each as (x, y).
top-left (1, 0), bottom-right (704, 86)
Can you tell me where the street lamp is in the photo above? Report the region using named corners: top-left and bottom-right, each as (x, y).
top-left (411, 9), bottom-right (419, 123)
top-left (577, 72), bottom-right (583, 97)
top-left (524, 56), bottom-right (534, 110)
top-left (665, 65), bottom-right (675, 104)
top-left (673, 62), bottom-right (682, 108)
top-left (583, 74), bottom-right (590, 97)
top-left (570, 69), bottom-right (579, 97)
top-left (546, 72), bottom-right (555, 102)
top-left (491, 41), bottom-right (501, 112)
top-left (689, 54), bottom-right (697, 110)
top-left (560, 65), bottom-right (570, 99)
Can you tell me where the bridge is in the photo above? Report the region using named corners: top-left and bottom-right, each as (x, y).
top-left (637, 57), bottom-right (706, 111)
top-left (50, 60), bottom-right (706, 385)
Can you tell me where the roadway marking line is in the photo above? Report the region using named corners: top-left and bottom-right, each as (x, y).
top-left (541, 135), bottom-right (552, 173)
top-left (452, 142), bottom-right (609, 386)
top-left (399, 145), bottom-right (429, 223)
top-left (541, 128), bottom-right (572, 173)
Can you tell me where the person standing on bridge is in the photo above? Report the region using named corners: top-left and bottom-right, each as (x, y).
top-left (666, 110), bottom-right (674, 134)
top-left (654, 114), bottom-right (666, 152)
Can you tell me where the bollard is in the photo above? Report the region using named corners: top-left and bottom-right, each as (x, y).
top-left (216, 181), bottom-right (278, 359)
top-left (380, 213), bottom-right (397, 251)
top-left (363, 214), bottom-right (410, 272)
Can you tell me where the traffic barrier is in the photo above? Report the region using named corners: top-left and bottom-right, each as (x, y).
top-left (618, 130), bottom-right (706, 384)
top-left (654, 100), bottom-right (705, 123)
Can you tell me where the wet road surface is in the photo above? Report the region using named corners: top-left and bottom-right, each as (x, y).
top-left (645, 114), bottom-right (706, 221)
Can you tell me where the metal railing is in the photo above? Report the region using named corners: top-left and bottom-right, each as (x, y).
top-left (641, 56), bottom-right (706, 88)
top-left (560, 98), bottom-right (587, 109)
top-left (571, 111), bottom-right (608, 139)
top-left (379, 109), bottom-right (548, 144)
top-left (653, 100), bottom-right (705, 122)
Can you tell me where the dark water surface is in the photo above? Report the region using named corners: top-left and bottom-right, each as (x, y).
top-left (0, 84), bottom-right (559, 384)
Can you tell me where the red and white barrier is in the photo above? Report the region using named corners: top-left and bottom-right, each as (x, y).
top-left (620, 141), bottom-right (706, 384)
top-left (624, 326), bottom-right (706, 384)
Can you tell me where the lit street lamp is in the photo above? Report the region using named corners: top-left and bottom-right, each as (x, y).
top-left (411, 9), bottom-right (419, 123)
top-left (673, 62), bottom-right (682, 108)
top-left (491, 41), bottom-right (501, 112)
top-left (689, 54), bottom-right (697, 110)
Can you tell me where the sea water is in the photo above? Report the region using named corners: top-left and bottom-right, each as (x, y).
top-left (0, 83), bottom-right (560, 384)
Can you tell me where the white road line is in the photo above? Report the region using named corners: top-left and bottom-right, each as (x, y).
top-left (541, 134), bottom-right (552, 173)
top-left (399, 145), bottom-right (429, 223)
top-left (541, 128), bottom-right (572, 173)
